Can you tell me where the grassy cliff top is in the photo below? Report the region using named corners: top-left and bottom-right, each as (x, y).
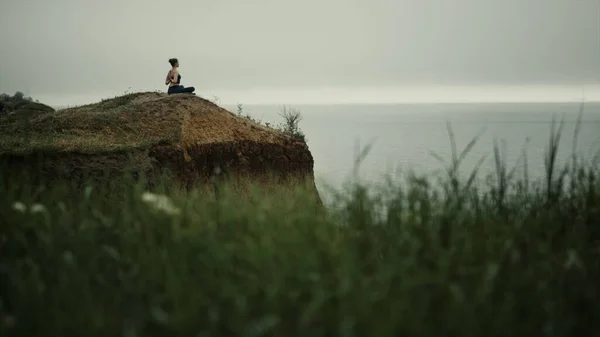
top-left (0, 92), bottom-right (290, 155)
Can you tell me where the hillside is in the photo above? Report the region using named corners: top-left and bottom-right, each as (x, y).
top-left (0, 95), bottom-right (54, 119)
top-left (0, 92), bottom-right (320, 200)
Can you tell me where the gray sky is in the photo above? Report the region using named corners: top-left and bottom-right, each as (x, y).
top-left (1, 0), bottom-right (599, 104)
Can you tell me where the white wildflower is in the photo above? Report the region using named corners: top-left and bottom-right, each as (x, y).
top-left (564, 249), bottom-right (584, 271)
top-left (84, 185), bottom-right (93, 200)
top-left (141, 192), bottom-right (180, 215)
top-left (485, 262), bottom-right (500, 282)
top-left (12, 202), bottom-right (47, 214)
top-left (151, 305), bottom-right (169, 324)
top-left (12, 201), bottom-right (27, 213)
top-left (142, 192), bottom-right (158, 202)
top-left (63, 250), bottom-right (75, 264)
top-left (30, 203), bottom-right (47, 213)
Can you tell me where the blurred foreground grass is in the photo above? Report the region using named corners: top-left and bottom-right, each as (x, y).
top-left (1, 118), bottom-right (600, 337)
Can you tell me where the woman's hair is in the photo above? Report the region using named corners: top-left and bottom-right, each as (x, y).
top-left (168, 58), bottom-right (178, 66)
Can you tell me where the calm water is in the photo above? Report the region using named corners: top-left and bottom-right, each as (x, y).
top-left (225, 102), bottom-right (600, 199)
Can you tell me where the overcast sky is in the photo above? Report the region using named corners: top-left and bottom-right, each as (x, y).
top-left (1, 0), bottom-right (599, 105)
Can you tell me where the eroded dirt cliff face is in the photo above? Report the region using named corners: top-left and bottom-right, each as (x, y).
top-left (150, 139), bottom-right (319, 201)
top-left (0, 92), bottom-right (321, 203)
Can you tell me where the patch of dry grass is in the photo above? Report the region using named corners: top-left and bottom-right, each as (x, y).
top-left (0, 92), bottom-right (293, 155)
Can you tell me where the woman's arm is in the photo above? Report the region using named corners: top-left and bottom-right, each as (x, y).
top-left (165, 70), bottom-right (172, 85)
top-left (170, 70), bottom-right (179, 84)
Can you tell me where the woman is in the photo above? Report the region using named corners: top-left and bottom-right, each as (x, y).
top-left (165, 58), bottom-right (196, 95)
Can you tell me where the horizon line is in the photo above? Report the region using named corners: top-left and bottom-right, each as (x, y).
top-left (51, 99), bottom-right (600, 110)
top-left (26, 84), bottom-right (600, 107)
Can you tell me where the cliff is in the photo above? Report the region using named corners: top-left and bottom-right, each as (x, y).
top-left (0, 92), bottom-right (320, 202)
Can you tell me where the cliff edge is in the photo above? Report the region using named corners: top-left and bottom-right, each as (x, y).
top-left (0, 92), bottom-right (320, 202)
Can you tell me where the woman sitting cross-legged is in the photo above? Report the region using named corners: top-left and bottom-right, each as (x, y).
top-left (165, 58), bottom-right (196, 95)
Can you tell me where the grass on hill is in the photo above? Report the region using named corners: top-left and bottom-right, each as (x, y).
top-left (1, 111), bottom-right (599, 336)
top-left (0, 92), bottom-right (181, 154)
top-left (0, 92), bottom-right (55, 126)
top-left (0, 93), bottom-right (306, 155)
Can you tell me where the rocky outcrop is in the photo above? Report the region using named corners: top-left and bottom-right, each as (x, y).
top-left (0, 92), bottom-right (320, 203)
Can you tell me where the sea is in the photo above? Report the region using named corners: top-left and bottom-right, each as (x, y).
top-left (222, 102), bottom-right (600, 202)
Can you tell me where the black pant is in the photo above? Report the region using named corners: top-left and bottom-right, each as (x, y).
top-left (168, 85), bottom-right (195, 95)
